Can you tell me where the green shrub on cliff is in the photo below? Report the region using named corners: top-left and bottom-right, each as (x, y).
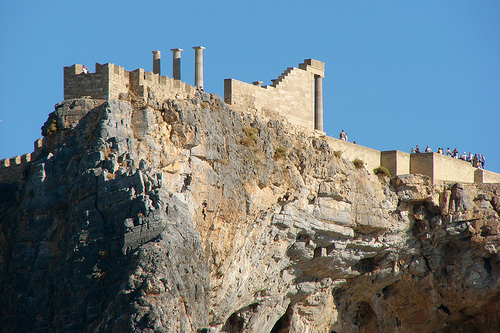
top-left (352, 158), bottom-right (364, 169)
top-left (274, 146), bottom-right (287, 159)
top-left (373, 166), bottom-right (391, 177)
top-left (41, 112), bottom-right (58, 136)
top-left (333, 150), bottom-right (342, 158)
top-left (241, 126), bottom-right (258, 146)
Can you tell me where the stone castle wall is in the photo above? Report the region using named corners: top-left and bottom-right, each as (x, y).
top-left (410, 153), bottom-right (477, 183)
top-left (320, 136), bottom-right (498, 184)
top-left (475, 169), bottom-right (500, 183)
top-left (381, 150), bottom-right (410, 177)
top-left (1, 57), bottom-right (498, 185)
top-left (325, 137), bottom-right (382, 173)
top-left (64, 63), bottom-right (197, 101)
top-left (0, 139), bottom-right (44, 183)
top-left (224, 60), bottom-right (324, 131)
top-left (128, 68), bottom-right (196, 101)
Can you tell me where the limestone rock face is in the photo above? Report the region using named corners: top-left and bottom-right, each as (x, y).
top-left (1, 93), bottom-right (499, 332)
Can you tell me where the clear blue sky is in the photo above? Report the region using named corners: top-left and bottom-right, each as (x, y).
top-left (1, 1), bottom-right (499, 173)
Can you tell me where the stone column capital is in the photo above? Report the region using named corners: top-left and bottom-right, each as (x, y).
top-left (170, 48), bottom-right (184, 52)
top-left (193, 46), bottom-right (205, 50)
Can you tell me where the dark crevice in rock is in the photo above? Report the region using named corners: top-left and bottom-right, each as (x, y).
top-left (270, 303), bottom-right (292, 333)
top-left (355, 301), bottom-right (380, 333)
top-left (483, 257), bottom-right (492, 275)
top-left (438, 304), bottom-right (451, 315)
top-left (353, 257), bottom-right (376, 274)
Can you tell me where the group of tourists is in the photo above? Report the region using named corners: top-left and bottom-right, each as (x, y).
top-left (411, 145), bottom-right (485, 169)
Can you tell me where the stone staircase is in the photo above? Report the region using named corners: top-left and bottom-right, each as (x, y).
top-left (270, 67), bottom-right (295, 87)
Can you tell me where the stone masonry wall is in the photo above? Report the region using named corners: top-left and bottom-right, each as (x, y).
top-left (224, 60), bottom-right (324, 131)
top-left (129, 68), bottom-right (196, 101)
top-left (381, 150), bottom-right (410, 178)
top-left (106, 63), bottom-right (130, 99)
top-left (319, 138), bottom-right (494, 185)
top-left (14, 59), bottom-right (500, 186)
top-left (64, 63), bottom-right (197, 102)
top-left (410, 152), bottom-right (434, 180)
top-left (324, 137), bottom-right (382, 173)
top-left (410, 153), bottom-right (477, 183)
top-left (432, 153), bottom-right (476, 183)
top-left (475, 169), bottom-right (500, 183)
top-left (0, 139), bottom-right (44, 183)
top-left (64, 64), bottom-right (109, 100)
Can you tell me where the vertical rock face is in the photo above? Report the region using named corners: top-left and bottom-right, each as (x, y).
top-left (1, 93), bottom-right (499, 332)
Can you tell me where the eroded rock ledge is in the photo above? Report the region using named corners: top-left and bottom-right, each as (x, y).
top-left (1, 93), bottom-right (499, 332)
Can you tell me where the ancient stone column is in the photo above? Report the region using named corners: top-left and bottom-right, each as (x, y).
top-left (314, 75), bottom-right (323, 131)
top-left (170, 48), bottom-right (183, 80)
top-left (193, 46), bottom-right (205, 88)
top-left (152, 50), bottom-right (161, 75)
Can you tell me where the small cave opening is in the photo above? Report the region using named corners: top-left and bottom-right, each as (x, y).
top-left (270, 304), bottom-right (292, 333)
top-left (355, 301), bottom-right (380, 333)
top-left (313, 247), bottom-right (324, 258)
top-left (181, 174), bottom-right (192, 192)
top-left (438, 304), bottom-right (451, 315)
top-left (221, 304), bottom-right (259, 333)
top-left (353, 257), bottom-right (376, 273)
top-left (221, 313), bottom-right (244, 333)
top-left (483, 257), bottom-right (492, 275)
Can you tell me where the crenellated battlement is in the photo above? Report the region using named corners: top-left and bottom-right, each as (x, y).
top-left (64, 62), bottom-right (197, 102)
top-left (0, 138), bottom-right (45, 183)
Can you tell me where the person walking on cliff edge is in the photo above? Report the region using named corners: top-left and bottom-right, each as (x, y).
top-left (339, 130), bottom-right (348, 141)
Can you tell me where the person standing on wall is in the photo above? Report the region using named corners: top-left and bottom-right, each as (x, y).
top-left (339, 130), bottom-right (348, 141)
top-left (480, 154), bottom-right (485, 169)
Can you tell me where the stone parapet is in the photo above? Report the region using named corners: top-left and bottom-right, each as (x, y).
top-left (410, 153), bottom-right (477, 183)
top-left (64, 63), bottom-right (196, 102)
top-left (318, 139), bottom-right (498, 184)
top-left (475, 169), bottom-right (500, 184)
top-left (324, 137), bottom-right (382, 173)
top-left (381, 150), bottom-right (410, 177)
top-left (409, 152), bottom-right (434, 180)
top-left (0, 138), bottom-right (45, 183)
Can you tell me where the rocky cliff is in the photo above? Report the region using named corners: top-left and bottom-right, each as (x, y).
top-left (1, 92), bottom-right (499, 332)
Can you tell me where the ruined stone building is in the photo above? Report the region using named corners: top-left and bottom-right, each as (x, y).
top-left (1, 48), bottom-right (499, 184)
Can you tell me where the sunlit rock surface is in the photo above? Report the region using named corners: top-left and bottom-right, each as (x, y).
top-left (1, 93), bottom-right (499, 332)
